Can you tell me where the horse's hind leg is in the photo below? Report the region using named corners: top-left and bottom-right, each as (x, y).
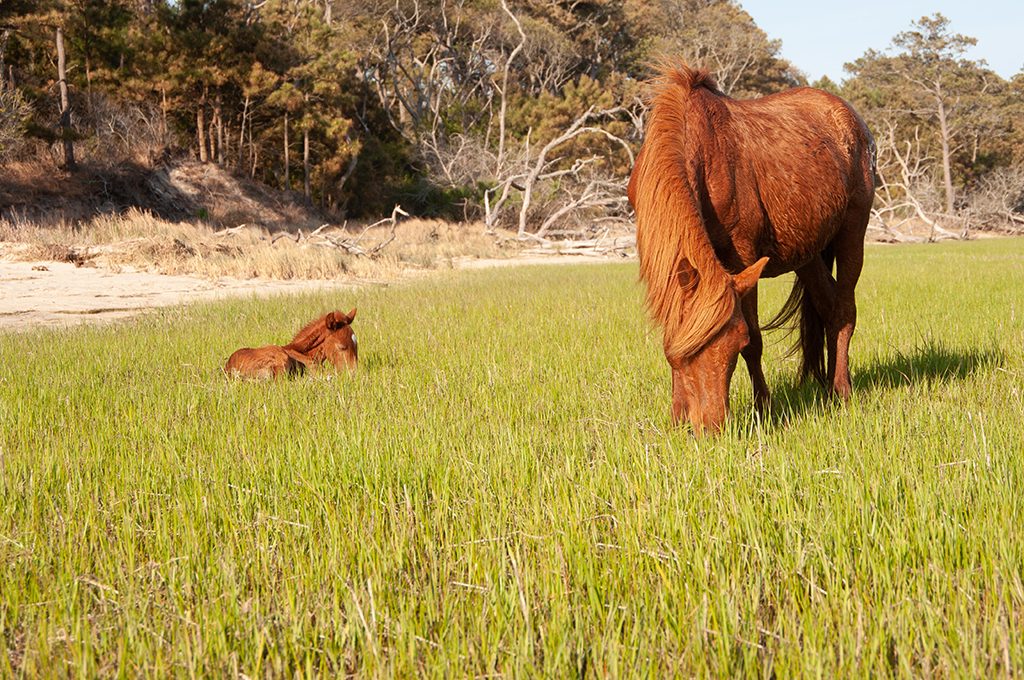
top-left (828, 217), bottom-right (868, 398)
top-left (740, 285), bottom-right (770, 412)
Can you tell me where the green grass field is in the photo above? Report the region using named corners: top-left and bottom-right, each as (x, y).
top-left (2, 239), bottom-right (1022, 676)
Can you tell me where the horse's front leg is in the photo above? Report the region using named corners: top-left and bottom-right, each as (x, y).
top-left (739, 285), bottom-right (770, 413)
top-left (668, 356), bottom-right (688, 426)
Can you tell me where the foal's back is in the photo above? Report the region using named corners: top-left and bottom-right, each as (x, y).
top-left (224, 345), bottom-right (309, 379)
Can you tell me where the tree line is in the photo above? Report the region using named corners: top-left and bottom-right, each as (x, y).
top-left (1, 1), bottom-right (1021, 236)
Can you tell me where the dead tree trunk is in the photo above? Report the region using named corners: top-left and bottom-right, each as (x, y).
top-left (215, 92), bottom-right (224, 165)
top-left (303, 120), bottom-right (311, 202)
top-left (1, 29), bottom-right (9, 91)
top-left (160, 86), bottom-right (168, 141)
top-left (208, 117), bottom-right (216, 164)
top-left (196, 85), bottom-right (208, 163)
top-left (339, 153), bottom-right (358, 192)
top-left (55, 26), bottom-right (76, 170)
top-left (249, 111), bottom-right (258, 179)
top-left (238, 94), bottom-right (249, 170)
top-left (283, 111), bottom-right (290, 190)
top-left (495, 0), bottom-right (525, 175)
top-left (250, 139), bottom-right (259, 180)
top-left (935, 90), bottom-right (956, 216)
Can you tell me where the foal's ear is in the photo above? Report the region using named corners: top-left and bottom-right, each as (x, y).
top-left (327, 308), bottom-right (356, 329)
top-left (732, 257), bottom-right (769, 298)
top-left (326, 311), bottom-right (347, 330)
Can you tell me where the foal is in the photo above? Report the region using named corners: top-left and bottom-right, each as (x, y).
top-left (224, 308), bottom-right (358, 378)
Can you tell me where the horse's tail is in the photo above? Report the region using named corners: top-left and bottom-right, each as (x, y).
top-left (764, 250), bottom-right (835, 385)
top-left (630, 65), bottom-right (734, 359)
top-left (763, 278), bottom-right (824, 384)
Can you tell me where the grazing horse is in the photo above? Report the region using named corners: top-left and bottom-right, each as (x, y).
top-left (224, 308), bottom-right (358, 378)
top-left (628, 65), bottom-right (875, 433)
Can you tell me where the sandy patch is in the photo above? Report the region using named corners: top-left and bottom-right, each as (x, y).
top-left (448, 254), bottom-right (616, 269)
top-left (0, 260), bottom-right (357, 331)
top-left (0, 254), bottom-right (626, 332)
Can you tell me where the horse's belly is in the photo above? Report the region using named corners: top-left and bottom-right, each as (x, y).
top-left (770, 212), bottom-right (845, 269)
top-left (753, 169), bottom-right (850, 271)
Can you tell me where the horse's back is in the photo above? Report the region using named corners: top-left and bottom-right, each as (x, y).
top-left (712, 87), bottom-right (875, 271)
top-left (732, 87), bottom-right (873, 187)
top-left (224, 345), bottom-right (307, 379)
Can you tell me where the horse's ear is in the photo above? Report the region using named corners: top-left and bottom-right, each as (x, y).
top-left (677, 258), bottom-right (698, 290)
top-left (326, 311), bottom-right (345, 330)
top-left (347, 307), bottom-right (356, 323)
top-left (732, 257), bottom-right (769, 298)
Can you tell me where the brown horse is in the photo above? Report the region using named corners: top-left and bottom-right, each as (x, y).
top-left (628, 65), bottom-right (875, 433)
top-left (224, 308), bottom-right (358, 378)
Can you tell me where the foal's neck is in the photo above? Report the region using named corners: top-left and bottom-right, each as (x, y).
top-left (285, 317), bottom-right (330, 353)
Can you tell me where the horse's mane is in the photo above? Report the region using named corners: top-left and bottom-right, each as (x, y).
top-left (645, 62), bottom-right (721, 99)
top-left (631, 64), bottom-right (735, 359)
top-left (285, 314), bottom-right (332, 354)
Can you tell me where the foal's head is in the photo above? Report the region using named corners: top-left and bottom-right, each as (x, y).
top-left (319, 308), bottom-right (358, 370)
top-left (288, 308), bottom-right (359, 370)
top-left (669, 258), bottom-right (767, 434)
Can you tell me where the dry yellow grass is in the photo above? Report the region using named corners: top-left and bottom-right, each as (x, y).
top-left (0, 208), bottom-right (520, 280)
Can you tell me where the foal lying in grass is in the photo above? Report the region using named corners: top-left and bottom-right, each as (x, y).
top-left (224, 309), bottom-right (358, 378)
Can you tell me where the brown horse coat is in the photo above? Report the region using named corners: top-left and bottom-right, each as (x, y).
top-left (224, 308), bottom-right (358, 379)
top-left (629, 65), bottom-right (875, 431)
top-left (224, 345), bottom-right (310, 379)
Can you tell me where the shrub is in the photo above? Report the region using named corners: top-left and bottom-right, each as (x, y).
top-left (0, 87), bottom-right (32, 162)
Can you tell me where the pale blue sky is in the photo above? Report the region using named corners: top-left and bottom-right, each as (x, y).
top-left (739, 1), bottom-right (1024, 84)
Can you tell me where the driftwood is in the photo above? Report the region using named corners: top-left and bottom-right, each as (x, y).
top-left (315, 205), bottom-right (409, 257)
top-left (270, 231), bottom-right (301, 244)
top-left (246, 205), bottom-right (410, 257)
top-left (866, 224), bottom-right (928, 243)
top-left (214, 224), bottom-right (260, 237)
top-left (519, 232), bottom-right (636, 258)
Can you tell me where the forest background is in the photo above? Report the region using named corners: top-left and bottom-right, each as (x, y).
top-left (2, 0), bottom-right (1023, 242)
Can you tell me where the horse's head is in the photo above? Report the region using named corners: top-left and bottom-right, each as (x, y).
top-left (669, 258), bottom-right (767, 434)
top-left (322, 308), bottom-right (358, 370)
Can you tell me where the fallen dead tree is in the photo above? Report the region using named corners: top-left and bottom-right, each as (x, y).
top-left (264, 205), bottom-right (410, 258)
top-left (966, 165), bottom-right (1024, 233)
top-left (870, 122), bottom-right (965, 242)
top-left (519, 231), bottom-right (636, 258)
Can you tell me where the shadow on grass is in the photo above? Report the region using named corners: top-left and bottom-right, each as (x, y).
top-left (765, 341), bottom-right (1003, 425)
top-left (853, 342), bottom-right (1002, 391)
